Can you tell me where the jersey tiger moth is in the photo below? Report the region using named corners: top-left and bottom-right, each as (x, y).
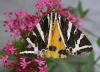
top-left (20, 9), bottom-right (93, 58)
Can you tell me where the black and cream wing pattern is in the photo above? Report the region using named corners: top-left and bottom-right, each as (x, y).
top-left (20, 10), bottom-right (93, 58)
top-left (59, 16), bottom-right (93, 55)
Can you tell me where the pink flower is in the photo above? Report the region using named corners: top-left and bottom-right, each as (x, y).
top-left (15, 10), bottom-right (21, 16)
top-left (6, 40), bottom-right (13, 46)
top-left (20, 23), bottom-right (27, 31)
top-left (4, 12), bottom-right (13, 17)
top-left (35, 0), bottom-right (63, 14)
top-left (35, 59), bottom-right (45, 66)
top-left (21, 11), bottom-right (28, 17)
top-left (4, 16), bottom-right (14, 29)
top-left (0, 55), bottom-right (9, 63)
top-left (51, 0), bottom-right (63, 8)
top-left (4, 41), bottom-right (16, 55)
top-left (28, 22), bottom-right (36, 31)
top-left (39, 65), bottom-right (48, 72)
top-left (4, 46), bottom-right (16, 55)
top-left (58, 9), bottom-right (67, 16)
top-left (4, 10), bottom-right (40, 38)
top-left (77, 18), bottom-right (84, 23)
top-left (12, 29), bottom-right (21, 37)
top-left (20, 58), bottom-right (31, 69)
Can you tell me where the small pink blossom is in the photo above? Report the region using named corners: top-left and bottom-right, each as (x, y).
top-left (20, 58), bottom-right (31, 69)
top-left (15, 10), bottom-right (21, 16)
top-left (6, 40), bottom-right (13, 46)
top-left (5, 30), bottom-right (8, 32)
top-left (39, 65), bottom-right (48, 72)
top-left (77, 18), bottom-right (84, 23)
top-left (0, 55), bottom-right (9, 63)
top-left (4, 41), bottom-right (16, 55)
top-left (35, 0), bottom-right (63, 14)
top-left (12, 29), bottom-right (21, 37)
top-left (28, 22), bottom-right (35, 31)
top-left (4, 46), bottom-right (16, 55)
top-left (35, 59), bottom-right (45, 66)
top-left (21, 11), bottom-right (28, 17)
top-left (58, 9), bottom-right (67, 16)
top-left (20, 23), bottom-right (27, 31)
top-left (4, 12), bottom-right (13, 16)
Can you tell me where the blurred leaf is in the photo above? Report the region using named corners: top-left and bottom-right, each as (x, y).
top-left (13, 41), bottom-right (23, 52)
top-left (68, 61), bottom-right (86, 67)
top-left (0, 50), bottom-right (6, 56)
top-left (96, 63), bottom-right (100, 68)
top-left (0, 50), bottom-right (17, 61)
top-left (64, 1), bottom-right (89, 18)
top-left (46, 58), bottom-right (58, 72)
top-left (11, 68), bottom-right (17, 72)
top-left (97, 38), bottom-right (100, 48)
top-left (51, 58), bottom-right (72, 72)
top-left (7, 68), bottom-right (17, 72)
top-left (79, 51), bottom-right (95, 72)
top-left (72, 7), bottom-right (79, 17)
top-left (82, 9), bottom-right (89, 18)
top-left (82, 27), bottom-right (99, 38)
top-left (95, 56), bottom-right (100, 63)
top-left (94, 56), bottom-right (100, 69)
top-left (77, 1), bottom-right (83, 16)
top-left (9, 55), bottom-right (17, 61)
top-left (77, 1), bottom-right (89, 18)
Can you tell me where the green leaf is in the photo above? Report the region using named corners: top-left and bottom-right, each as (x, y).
top-left (79, 51), bottom-right (95, 72)
top-left (7, 68), bottom-right (17, 72)
top-left (0, 50), bottom-right (17, 61)
top-left (13, 41), bottom-right (23, 52)
top-left (72, 7), bottom-right (80, 17)
top-left (9, 55), bottom-right (17, 61)
top-left (46, 58), bottom-right (58, 72)
top-left (68, 61), bottom-right (86, 67)
top-left (82, 27), bottom-right (99, 38)
top-left (0, 50), bottom-right (6, 56)
top-left (97, 38), bottom-right (100, 48)
top-left (51, 58), bottom-right (72, 72)
top-left (77, 1), bottom-right (83, 16)
top-left (11, 68), bottom-right (17, 72)
top-left (82, 9), bottom-right (89, 18)
top-left (95, 56), bottom-right (100, 63)
top-left (96, 63), bottom-right (100, 68)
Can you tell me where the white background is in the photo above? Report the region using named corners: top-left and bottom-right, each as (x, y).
top-left (0, 0), bottom-right (100, 72)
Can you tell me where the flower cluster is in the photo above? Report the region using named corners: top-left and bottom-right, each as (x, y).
top-left (35, 0), bottom-right (63, 15)
top-left (0, 0), bottom-right (84, 72)
top-left (0, 41), bottom-right (48, 72)
top-left (3, 10), bottom-right (40, 39)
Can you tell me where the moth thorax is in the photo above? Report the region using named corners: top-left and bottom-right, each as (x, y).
top-left (52, 9), bottom-right (56, 13)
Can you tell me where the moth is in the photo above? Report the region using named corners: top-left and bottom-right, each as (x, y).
top-left (20, 9), bottom-right (93, 58)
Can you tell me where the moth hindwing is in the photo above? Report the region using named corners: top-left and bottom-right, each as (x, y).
top-left (20, 10), bottom-right (93, 58)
